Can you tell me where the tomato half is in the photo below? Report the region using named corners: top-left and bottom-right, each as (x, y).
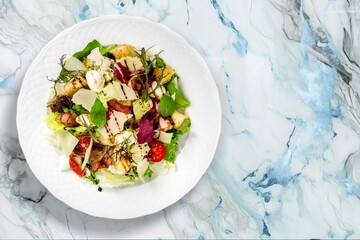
top-left (148, 140), bottom-right (166, 162)
top-left (69, 156), bottom-right (85, 177)
top-left (73, 135), bottom-right (91, 156)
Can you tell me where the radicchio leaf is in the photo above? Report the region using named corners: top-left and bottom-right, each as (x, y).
top-left (137, 118), bottom-right (154, 144)
top-left (114, 62), bottom-right (130, 83)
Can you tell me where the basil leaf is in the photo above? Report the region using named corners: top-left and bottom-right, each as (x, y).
top-left (72, 39), bottom-right (117, 60)
top-left (73, 39), bottom-right (101, 60)
top-left (159, 95), bottom-right (176, 117)
top-left (90, 98), bottom-right (106, 128)
top-left (155, 56), bottom-right (165, 68)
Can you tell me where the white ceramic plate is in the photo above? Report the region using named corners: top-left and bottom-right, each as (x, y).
top-left (16, 15), bottom-right (221, 219)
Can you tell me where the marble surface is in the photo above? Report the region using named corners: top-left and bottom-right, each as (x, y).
top-left (1, 0), bottom-right (360, 238)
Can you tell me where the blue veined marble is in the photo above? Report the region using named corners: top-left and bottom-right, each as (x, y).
top-left (210, 0), bottom-right (248, 56)
top-left (1, 0), bottom-right (360, 239)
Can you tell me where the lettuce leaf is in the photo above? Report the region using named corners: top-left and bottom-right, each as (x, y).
top-left (45, 112), bottom-right (65, 131)
top-left (166, 76), bottom-right (190, 111)
top-left (163, 119), bottom-right (191, 163)
top-left (97, 169), bottom-right (134, 183)
top-left (44, 112), bottom-right (88, 136)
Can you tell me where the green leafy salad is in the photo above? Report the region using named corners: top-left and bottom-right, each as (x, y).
top-left (45, 39), bottom-right (191, 190)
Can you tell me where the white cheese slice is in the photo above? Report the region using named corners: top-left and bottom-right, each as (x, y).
top-left (64, 56), bottom-right (86, 71)
top-left (107, 111), bottom-right (130, 136)
top-left (54, 82), bottom-right (65, 96)
top-left (158, 131), bottom-right (173, 144)
top-left (86, 70), bottom-right (105, 92)
top-left (130, 143), bottom-right (150, 164)
top-left (56, 130), bottom-right (79, 157)
top-left (99, 69), bottom-right (113, 81)
top-left (137, 159), bottom-right (149, 183)
top-left (102, 81), bottom-right (138, 100)
top-left (115, 130), bottom-right (137, 145)
top-left (118, 56), bottom-right (144, 73)
top-left (100, 58), bottom-right (112, 70)
top-left (97, 112), bottom-right (133, 144)
top-left (149, 160), bottom-right (170, 176)
top-left (159, 117), bottom-right (172, 131)
top-left (75, 114), bottom-right (93, 127)
top-left (87, 47), bottom-right (103, 66)
top-left (148, 81), bottom-right (166, 99)
top-left (86, 47), bottom-right (113, 69)
top-left (72, 88), bottom-right (98, 111)
top-left (81, 138), bottom-right (93, 170)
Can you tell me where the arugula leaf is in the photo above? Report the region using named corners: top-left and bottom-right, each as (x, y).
top-left (72, 39), bottom-right (117, 60)
top-left (159, 95), bottom-right (176, 117)
top-left (90, 98), bottom-right (106, 128)
top-left (166, 77), bottom-right (190, 111)
top-left (155, 56), bottom-right (165, 68)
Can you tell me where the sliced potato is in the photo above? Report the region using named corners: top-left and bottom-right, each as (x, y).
top-left (114, 156), bottom-right (132, 173)
top-left (153, 66), bottom-right (174, 84)
top-left (110, 44), bottom-right (137, 59)
top-left (64, 76), bottom-right (88, 96)
top-left (171, 110), bottom-right (189, 129)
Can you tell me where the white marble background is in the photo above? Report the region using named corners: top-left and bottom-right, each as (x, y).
top-left (1, 0), bottom-right (360, 238)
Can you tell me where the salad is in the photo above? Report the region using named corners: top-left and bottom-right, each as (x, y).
top-left (45, 39), bottom-right (191, 190)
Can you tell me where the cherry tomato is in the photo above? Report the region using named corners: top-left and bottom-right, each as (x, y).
top-left (69, 156), bottom-right (85, 177)
top-left (148, 140), bottom-right (166, 162)
top-left (73, 135), bottom-right (91, 156)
